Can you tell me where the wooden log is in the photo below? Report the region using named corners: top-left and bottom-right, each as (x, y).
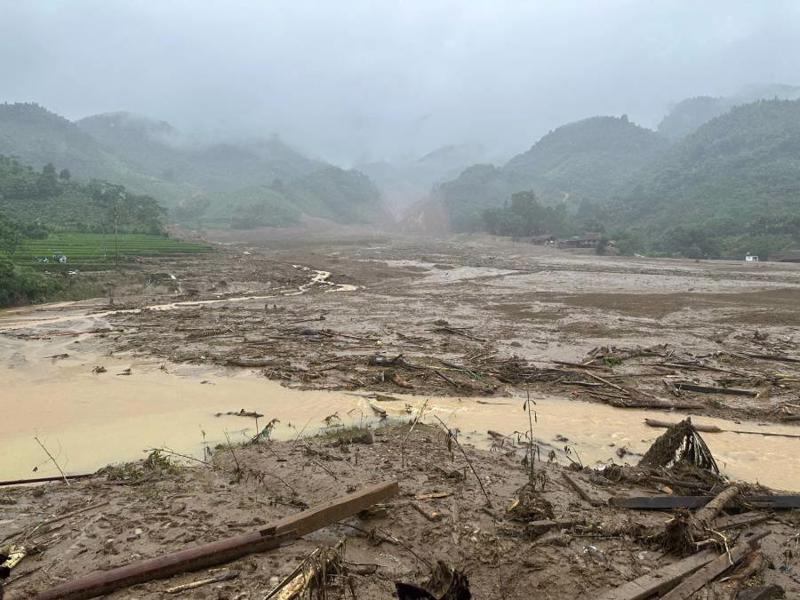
top-left (712, 511), bottom-right (771, 532)
top-left (694, 485), bottom-right (740, 529)
top-left (609, 496), bottom-right (714, 510)
top-left (595, 549), bottom-right (716, 600)
top-left (0, 474), bottom-right (94, 488)
top-left (34, 481), bottom-right (399, 600)
top-left (674, 382), bottom-right (758, 397)
top-left (645, 418), bottom-right (722, 433)
top-left (644, 418), bottom-right (800, 440)
top-left (660, 531), bottom-right (769, 600)
top-left (609, 495), bottom-right (800, 510)
top-left (561, 472), bottom-right (601, 506)
top-left (737, 584), bottom-right (785, 599)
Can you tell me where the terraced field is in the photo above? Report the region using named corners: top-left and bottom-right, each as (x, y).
top-left (14, 233), bottom-right (212, 270)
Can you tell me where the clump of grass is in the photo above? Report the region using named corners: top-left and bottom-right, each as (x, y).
top-left (100, 449), bottom-right (181, 483)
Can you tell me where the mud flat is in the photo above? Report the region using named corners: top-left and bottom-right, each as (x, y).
top-left (2, 423), bottom-right (799, 599)
top-left (2, 234), bottom-right (800, 598)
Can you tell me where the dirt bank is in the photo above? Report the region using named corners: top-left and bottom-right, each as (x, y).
top-left (2, 423), bottom-right (799, 599)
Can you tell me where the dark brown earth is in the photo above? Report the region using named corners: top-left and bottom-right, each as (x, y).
top-left (38, 232), bottom-right (800, 425)
top-left (2, 423), bottom-right (799, 599)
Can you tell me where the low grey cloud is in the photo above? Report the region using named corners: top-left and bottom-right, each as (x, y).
top-left (2, 0), bottom-right (799, 164)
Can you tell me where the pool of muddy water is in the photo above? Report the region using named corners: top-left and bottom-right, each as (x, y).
top-left (2, 338), bottom-right (799, 490)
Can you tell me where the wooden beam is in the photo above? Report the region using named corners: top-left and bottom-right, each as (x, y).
top-left (595, 549), bottom-right (716, 600)
top-left (34, 481), bottom-right (399, 600)
top-left (712, 511), bottom-right (771, 531)
top-left (660, 531), bottom-right (769, 600)
top-left (609, 495), bottom-right (800, 510)
top-left (674, 382), bottom-right (758, 397)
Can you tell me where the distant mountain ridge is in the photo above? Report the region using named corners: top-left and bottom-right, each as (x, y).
top-left (611, 98), bottom-right (800, 258)
top-left (657, 83), bottom-right (800, 140)
top-left (411, 115), bottom-right (667, 231)
top-left (0, 103), bottom-right (388, 228)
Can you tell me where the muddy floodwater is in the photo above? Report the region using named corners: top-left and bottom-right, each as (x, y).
top-left (2, 322), bottom-right (799, 490)
top-left (3, 238), bottom-right (800, 491)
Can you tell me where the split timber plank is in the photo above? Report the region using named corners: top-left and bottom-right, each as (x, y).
top-left (34, 481), bottom-right (399, 600)
top-left (609, 495), bottom-right (800, 510)
top-left (712, 511), bottom-right (771, 531)
top-left (661, 531), bottom-right (769, 600)
top-left (594, 549), bottom-right (716, 600)
top-left (674, 382), bottom-right (758, 397)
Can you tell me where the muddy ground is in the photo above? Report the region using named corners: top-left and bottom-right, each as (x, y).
top-left (13, 232), bottom-right (797, 425)
top-left (3, 233), bottom-right (800, 598)
top-left (2, 423), bottom-right (799, 599)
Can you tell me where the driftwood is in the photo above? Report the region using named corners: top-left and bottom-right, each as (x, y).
top-left (165, 571), bottom-right (238, 594)
top-left (712, 512), bottom-right (771, 532)
top-left (737, 584), bottom-right (785, 599)
top-left (660, 531), bottom-right (769, 600)
top-left (561, 472), bottom-right (601, 507)
top-left (644, 418), bottom-right (800, 440)
top-left (596, 549), bottom-right (717, 600)
top-left (33, 481), bottom-right (399, 600)
top-left (609, 495), bottom-right (800, 510)
top-left (674, 382), bottom-right (758, 397)
top-left (694, 485), bottom-right (740, 530)
top-left (0, 474), bottom-right (93, 488)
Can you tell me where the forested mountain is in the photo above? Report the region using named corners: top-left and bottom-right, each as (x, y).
top-left (0, 103), bottom-right (387, 228)
top-left (77, 112), bottom-right (323, 192)
top-left (0, 155), bottom-right (165, 235)
top-left (657, 84), bottom-right (800, 140)
top-left (610, 99), bottom-right (800, 258)
top-left (418, 116), bottom-right (667, 231)
top-left (222, 167), bottom-right (387, 228)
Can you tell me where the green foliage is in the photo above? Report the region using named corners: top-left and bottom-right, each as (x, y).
top-left (0, 155), bottom-right (166, 234)
top-left (0, 211), bottom-right (22, 254)
top-left (436, 116), bottom-right (668, 232)
top-left (612, 99), bottom-right (800, 258)
top-left (0, 103), bottom-right (386, 224)
top-left (14, 233), bottom-right (210, 271)
top-left (657, 97), bottom-right (729, 140)
top-left (482, 191), bottom-right (571, 237)
top-left (220, 167), bottom-right (387, 229)
top-left (0, 252), bottom-right (62, 307)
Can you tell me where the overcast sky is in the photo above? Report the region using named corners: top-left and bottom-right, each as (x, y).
top-left (2, 1), bottom-right (799, 164)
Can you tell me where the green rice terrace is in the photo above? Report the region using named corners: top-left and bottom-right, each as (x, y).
top-left (14, 233), bottom-right (212, 270)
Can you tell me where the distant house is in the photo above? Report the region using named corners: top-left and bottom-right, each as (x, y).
top-left (527, 234), bottom-right (556, 245)
top-left (558, 232), bottom-right (602, 249)
top-left (745, 254), bottom-right (759, 262)
top-left (772, 249), bottom-right (800, 263)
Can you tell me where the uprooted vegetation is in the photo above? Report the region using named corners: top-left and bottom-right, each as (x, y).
top-left (1, 421), bottom-right (798, 599)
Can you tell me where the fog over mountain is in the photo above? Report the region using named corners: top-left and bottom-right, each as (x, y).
top-left (2, 1), bottom-right (800, 164)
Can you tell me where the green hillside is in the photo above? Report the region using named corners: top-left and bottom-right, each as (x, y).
top-left (656, 84), bottom-right (800, 140)
top-left (613, 99), bottom-right (800, 258)
top-left (0, 155), bottom-right (165, 234)
top-left (427, 116), bottom-right (667, 231)
top-left (77, 112), bottom-right (323, 192)
top-left (0, 103), bottom-right (387, 228)
top-left (222, 167), bottom-right (387, 228)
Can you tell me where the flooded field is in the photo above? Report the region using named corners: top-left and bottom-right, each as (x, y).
top-left (3, 234), bottom-right (800, 600)
top-left (3, 275), bottom-right (799, 489)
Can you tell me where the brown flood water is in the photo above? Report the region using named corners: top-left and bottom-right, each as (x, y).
top-left (2, 346), bottom-right (799, 490)
top-left (1, 299), bottom-right (799, 490)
